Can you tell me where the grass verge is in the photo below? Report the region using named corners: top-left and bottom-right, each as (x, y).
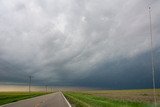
top-left (64, 92), bottom-right (153, 107)
top-left (0, 92), bottom-right (49, 105)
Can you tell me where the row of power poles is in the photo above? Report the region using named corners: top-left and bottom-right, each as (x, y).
top-left (28, 76), bottom-right (53, 93)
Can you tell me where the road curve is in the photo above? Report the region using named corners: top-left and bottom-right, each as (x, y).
top-left (1, 92), bottom-right (71, 107)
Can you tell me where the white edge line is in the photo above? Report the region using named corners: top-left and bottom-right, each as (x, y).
top-left (61, 92), bottom-right (72, 107)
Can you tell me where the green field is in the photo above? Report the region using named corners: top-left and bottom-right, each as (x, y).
top-left (64, 90), bottom-right (160, 107)
top-left (0, 92), bottom-right (49, 105)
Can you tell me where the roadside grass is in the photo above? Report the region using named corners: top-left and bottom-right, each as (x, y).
top-left (64, 92), bottom-right (153, 107)
top-left (0, 92), bottom-right (49, 105)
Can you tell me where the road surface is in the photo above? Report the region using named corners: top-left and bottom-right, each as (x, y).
top-left (1, 92), bottom-right (71, 107)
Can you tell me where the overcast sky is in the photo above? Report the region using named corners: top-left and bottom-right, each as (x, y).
top-left (0, 0), bottom-right (160, 89)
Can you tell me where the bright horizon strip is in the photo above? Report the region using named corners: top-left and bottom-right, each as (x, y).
top-left (0, 85), bottom-right (46, 92)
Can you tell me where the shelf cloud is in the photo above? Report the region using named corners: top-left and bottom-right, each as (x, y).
top-left (0, 0), bottom-right (160, 89)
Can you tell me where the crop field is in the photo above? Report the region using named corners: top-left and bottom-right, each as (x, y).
top-left (64, 89), bottom-right (160, 107)
top-left (0, 92), bottom-right (49, 106)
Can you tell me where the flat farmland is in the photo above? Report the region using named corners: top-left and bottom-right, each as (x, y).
top-left (64, 89), bottom-right (160, 107)
top-left (87, 89), bottom-right (160, 103)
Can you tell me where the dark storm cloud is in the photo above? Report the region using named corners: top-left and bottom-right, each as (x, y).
top-left (0, 0), bottom-right (160, 88)
top-left (71, 48), bottom-right (160, 89)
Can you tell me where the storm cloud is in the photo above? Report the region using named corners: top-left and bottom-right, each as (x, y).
top-left (0, 0), bottom-right (160, 89)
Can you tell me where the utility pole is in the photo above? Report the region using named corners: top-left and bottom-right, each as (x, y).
top-left (148, 6), bottom-right (157, 107)
top-left (50, 88), bottom-right (51, 92)
top-left (45, 85), bottom-right (48, 93)
top-left (29, 76), bottom-right (33, 93)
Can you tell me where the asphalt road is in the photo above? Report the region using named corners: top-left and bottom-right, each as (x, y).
top-left (1, 92), bottom-right (71, 107)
